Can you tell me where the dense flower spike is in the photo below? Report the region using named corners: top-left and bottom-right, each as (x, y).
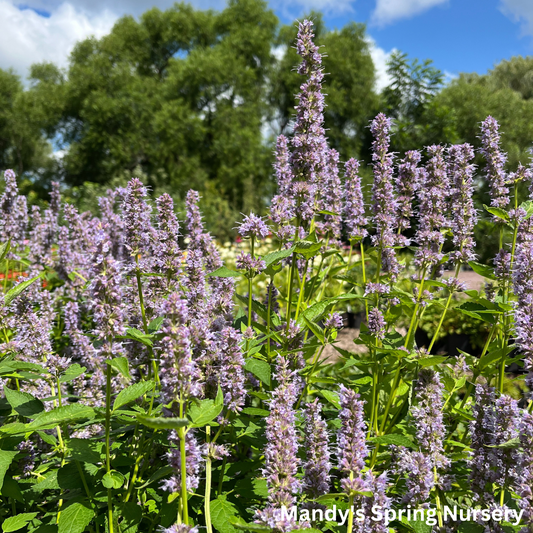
top-left (155, 193), bottom-right (182, 282)
top-left (262, 357), bottom-right (301, 509)
top-left (303, 399), bottom-right (331, 498)
top-left (513, 239), bottom-right (533, 390)
top-left (318, 149), bottom-right (342, 238)
top-left (353, 472), bottom-right (391, 533)
top-left (343, 158), bottom-right (367, 242)
top-left (238, 213), bottom-right (270, 240)
top-left (337, 385), bottom-right (368, 493)
top-left (448, 144), bottom-right (477, 263)
top-left (163, 430), bottom-right (204, 492)
top-left (480, 116), bottom-right (509, 210)
top-left (367, 308), bottom-right (386, 339)
top-left (414, 145), bottom-right (449, 269)
top-left (123, 178), bottom-right (153, 259)
top-left (395, 150), bottom-right (421, 236)
top-left (217, 327), bottom-right (246, 413)
top-left (370, 113), bottom-right (400, 280)
top-left (0, 169), bottom-right (28, 250)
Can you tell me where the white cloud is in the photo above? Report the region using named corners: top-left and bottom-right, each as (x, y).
top-left (372, 0), bottom-right (448, 26)
top-left (367, 37), bottom-right (394, 92)
top-left (500, 0), bottom-right (533, 36)
top-left (0, 1), bottom-right (115, 80)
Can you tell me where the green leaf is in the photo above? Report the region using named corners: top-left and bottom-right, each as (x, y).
top-left (0, 451), bottom-right (18, 491)
top-left (211, 497), bottom-right (239, 533)
top-left (189, 388), bottom-right (224, 427)
top-left (1, 477), bottom-right (24, 503)
top-left (57, 502), bottom-right (94, 533)
top-left (59, 364), bottom-right (86, 383)
top-left (483, 204), bottom-right (509, 222)
top-left (231, 523), bottom-right (270, 532)
top-left (486, 437), bottom-right (521, 449)
top-left (244, 359), bottom-right (271, 387)
top-left (410, 520), bottom-right (432, 533)
top-left (148, 316), bottom-right (164, 332)
top-left (299, 299), bottom-right (332, 324)
top-left (468, 260), bottom-right (496, 280)
top-left (3, 273), bottom-right (44, 306)
top-left (209, 266), bottom-right (241, 278)
top-left (294, 240), bottom-right (323, 259)
top-left (3, 387), bottom-right (44, 417)
top-left (125, 328), bottom-right (153, 347)
top-left (321, 390), bottom-right (340, 408)
top-left (302, 316), bottom-right (324, 343)
top-left (417, 356), bottom-right (448, 368)
top-left (2, 512), bottom-right (38, 532)
top-left (241, 407), bottom-right (269, 417)
top-left (477, 347), bottom-right (513, 371)
top-left (67, 439), bottom-right (103, 463)
top-left (137, 465), bottom-right (174, 489)
top-left (28, 404), bottom-right (95, 430)
top-left (0, 239), bottom-right (11, 263)
top-left (262, 246), bottom-right (295, 267)
top-left (113, 381), bottom-right (154, 411)
top-left (106, 357), bottom-right (131, 380)
top-left (521, 200), bottom-right (533, 220)
top-left (372, 434), bottom-right (417, 450)
top-left (136, 415), bottom-right (188, 430)
top-left (102, 470), bottom-right (125, 489)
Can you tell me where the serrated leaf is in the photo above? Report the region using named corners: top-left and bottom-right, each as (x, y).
top-left (372, 434), bottom-right (417, 449)
top-left (106, 357), bottom-right (131, 380)
top-left (417, 356), bottom-right (448, 367)
top-left (0, 450), bottom-right (18, 491)
top-left (262, 246), bottom-right (295, 267)
top-left (102, 470), bottom-right (125, 489)
top-left (57, 502), bottom-right (94, 533)
top-left (59, 363), bottom-right (86, 383)
top-left (321, 390), bottom-right (340, 408)
top-left (2, 512), bottom-right (38, 532)
top-left (0, 239), bottom-right (10, 263)
top-left (211, 497), bottom-right (239, 533)
top-left (28, 404), bottom-right (95, 430)
top-left (125, 328), bottom-right (153, 347)
top-left (113, 380), bottom-right (154, 411)
top-left (209, 266), bottom-right (241, 278)
top-left (521, 200), bottom-right (533, 220)
top-left (244, 359), bottom-right (271, 387)
top-left (302, 316), bottom-right (324, 343)
top-left (241, 407), bottom-right (269, 417)
top-left (468, 261), bottom-right (496, 281)
top-left (486, 437), bottom-right (520, 449)
top-left (189, 388), bottom-right (224, 427)
top-left (3, 387), bottom-right (44, 417)
top-left (67, 439), bottom-right (103, 463)
top-left (137, 465), bottom-right (174, 489)
top-left (293, 241), bottom-right (323, 259)
top-left (3, 273), bottom-right (44, 306)
top-left (148, 316), bottom-right (164, 332)
top-left (483, 204), bottom-right (509, 222)
top-left (136, 415), bottom-right (188, 430)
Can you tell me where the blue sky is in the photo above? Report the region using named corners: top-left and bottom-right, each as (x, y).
top-left (1, 0), bottom-right (532, 89)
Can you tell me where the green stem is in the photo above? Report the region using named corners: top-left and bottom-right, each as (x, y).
top-left (294, 260), bottom-right (308, 321)
top-left (360, 242), bottom-right (368, 321)
top-left (404, 267), bottom-right (428, 350)
top-left (205, 426), bottom-right (213, 533)
top-left (178, 427), bottom-right (189, 525)
top-left (105, 362), bottom-right (114, 533)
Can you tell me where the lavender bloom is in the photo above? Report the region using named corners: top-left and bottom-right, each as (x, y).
top-left (513, 239), bottom-right (533, 391)
top-left (289, 20), bottom-right (328, 223)
top-left (159, 293), bottom-right (202, 407)
top-left (414, 145), bottom-right (449, 270)
top-left (0, 169), bottom-right (28, 250)
top-left (367, 308), bottom-right (386, 340)
top-left (274, 135), bottom-right (293, 197)
top-left (217, 327), bottom-right (246, 413)
top-left (163, 430), bottom-right (204, 492)
top-left (185, 249), bottom-right (207, 317)
top-left (353, 472), bottom-right (391, 533)
top-left (99, 188), bottom-right (126, 260)
top-left (303, 399), bottom-right (331, 498)
top-left (270, 195), bottom-right (295, 227)
top-left (123, 178), bottom-right (153, 259)
top-left (17, 440), bottom-right (36, 478)
top-left (517, 412), bottom-right (533, 527)
top-left (155, 193), bottom-right (182, 282)
top-left (395, 150), bottom-right (421, 235)
top-left (264, 282), bottom-right (280, 315)
top-left (343, 158), bottom-right (367, 242)
top-left (324, 312), bottom-right (343, 330)
top-left (236, 252), bottom-right (265, 278)
top-left (469, 386), bottom-right (521, 505)
top-left (394, 448), bottom-right (435, 505)
top-left (238, 213), bottom-right (270, 240)
top-left (370, 114), bottom-right (400, 280)
top-left (337, 385), bottom-right (368, 494)
top-left (448, 144), bottom-right (477, 263)
top-left (318, 149), bottom-right (342, 239)
top-left (162, 525), bottom-right (199, 533)
top-left (480, 116), bottom-right (509, 210)
top-left (261, 357), bottom-right (301, 509)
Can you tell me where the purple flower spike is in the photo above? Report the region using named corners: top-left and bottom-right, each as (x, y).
top-left (155, 193), bottom-right (182, 281)
top-left (414, 145), bottom-right (449, 270)
top-left (318, 148), bottom-right (342, 238)
top-left (123, 178), bottom-right (154, 259)
top-left (238, 213), bottom-right (270, 240)
top-left (370, 113), bottom-right (400, 280)
top-left (337, 385), bottom-right (368, 494)
top-left (343, 158), bottom-right (367, 242)
top-left (217, 327), bottom-right (246, 413)
top-left (367, 308), bottom-right (386, 339)
top-left (448, 144), bottom-right (477, 263)
top-left (1, 169), bottom-right (28, 250)
top-left (324, 312), bottom-right (343, 330)
top-left (395, 150), bottom-right (421, 236)
top-left (480, 116), bottom-right (509, 210)
top-left (274, 134), bottom-right (294, 198)
top-left (303, 399), bottom-right (331, 498)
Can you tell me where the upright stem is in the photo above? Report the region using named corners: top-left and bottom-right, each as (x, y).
top-left (105, 362), bottom-right (114, 533)
top-left (360, 242), bottom-right (368, 321)
top-left (178, 400), bottom-right (189, 525)
top-left (404, 266), bottom-right (428, 350)
top-left (204, 426), bottom-right (213, 533)
top-left (294, 260), bottom-right (308, 321)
